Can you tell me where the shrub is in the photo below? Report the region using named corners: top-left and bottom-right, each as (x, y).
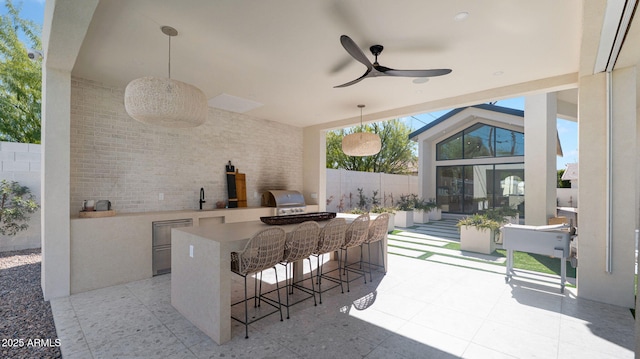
top-left (0, 180), bottom-right (39, 236)
top-left (396, 195), bottom-right (413, 211)
top-left (456, 213), bottom-right (502, 233)
top-left (371, 206), bottom-right (396, 214)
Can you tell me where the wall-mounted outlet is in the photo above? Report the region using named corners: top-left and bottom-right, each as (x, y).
top-left (189, 245), bottom-right (193, 258)
top-left (159, 193), bottom-right (164, 201)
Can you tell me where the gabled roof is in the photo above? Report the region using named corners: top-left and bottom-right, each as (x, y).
top-left (408, 103), bottom-right (524, 140)
top-left (561, 163), bottom-right (579, 180)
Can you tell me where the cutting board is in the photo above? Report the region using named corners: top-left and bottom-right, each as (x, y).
top-left (235, 172), bottom-right (247, 207)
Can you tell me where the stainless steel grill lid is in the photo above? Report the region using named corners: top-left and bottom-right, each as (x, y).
top-left (262, 190), bottom-right (306, 215)
top-left (261, 190), bottom-right (306, 208)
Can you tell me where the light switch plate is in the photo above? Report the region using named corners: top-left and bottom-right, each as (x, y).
top-left (159, 193), bottom-right (164, 200)
top-left (189, 245), bottom-right (193, 258)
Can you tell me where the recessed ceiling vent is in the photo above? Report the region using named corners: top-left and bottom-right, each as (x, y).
top-left (208, 93), bottom-right (263, 113)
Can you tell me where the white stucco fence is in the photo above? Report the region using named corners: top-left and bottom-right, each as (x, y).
top-left (0, 141), bottom-right (41, 252)
top-left (326, 168), bottom-right (418, 212)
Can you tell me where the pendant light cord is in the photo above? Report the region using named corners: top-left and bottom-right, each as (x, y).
top-left (168, 34), bottom-right (171, 79)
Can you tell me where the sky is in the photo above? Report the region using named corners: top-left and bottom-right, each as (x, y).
top-left (5, 1), bottom-right (578, 170)
top-left (1, 0), bottom-right (44, 25)
top-left (400, 97), bottom-right (579, 170)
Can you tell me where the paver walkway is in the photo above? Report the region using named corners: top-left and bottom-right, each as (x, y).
top-left (389, 219), bottom-right (575, 282)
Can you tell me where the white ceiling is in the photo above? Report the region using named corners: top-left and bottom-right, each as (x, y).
top-left (71, 0), bottom-right (584, 128)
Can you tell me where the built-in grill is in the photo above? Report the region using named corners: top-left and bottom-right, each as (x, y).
top-left (261, 190), bottom-right (306, 215)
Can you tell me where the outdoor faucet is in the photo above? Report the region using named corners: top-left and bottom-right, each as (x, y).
top-left (199, 187), bottom-right (206, 210)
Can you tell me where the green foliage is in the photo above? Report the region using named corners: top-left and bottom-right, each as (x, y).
top-left (326, 119), bottom-right (417, 174)
top-left (0, 180), bottom-right (39, 236)
top-left (356, 188), bottom-right (367, 208)
top-left (408, 194), bottom-right (436, 211)
top-left (370, 206), bottom-right (396, 214)
top-left (456, 213), bottom-right (502, 233)
top-left (396, 194), bottom-right (414, 211)
top-left (484, 206), bottom-right (518, 222)
top-left (371, 190), bottom-right (380, 207)
top-left (348, 207), bottom-right (367, 214)
top-left (0, 0), bottom-right (42, 144)
top-left (557, 169), bottom-right (571, 188)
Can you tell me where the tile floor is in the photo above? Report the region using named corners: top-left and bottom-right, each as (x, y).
top-left (50, 251), bottom-right (635, 359)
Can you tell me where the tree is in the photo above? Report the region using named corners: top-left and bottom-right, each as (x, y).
top-left (0, 0), bottom-right (41, 144)
top-left (557, 169), bottom-right (571, 188)
top-left (326, 119), bottom-right (417, 174)
top-left (0, 179), bottom-right (39, 236)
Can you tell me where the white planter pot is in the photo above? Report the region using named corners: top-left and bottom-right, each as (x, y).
top-left (459, 226), bottom-right (496, 254)
top-left (394, 210), bottom-right (414, 227)
top-left (505, 213), bottom-right (519, 224)
top-left (413, 210), bottom-right (429, 224)
top-left (428, 208), bottom-right (442, 221)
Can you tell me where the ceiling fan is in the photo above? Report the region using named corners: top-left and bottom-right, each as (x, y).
top-left (334, 35), bottom-right (452, 88)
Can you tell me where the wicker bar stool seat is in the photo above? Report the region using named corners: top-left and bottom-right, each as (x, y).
top-left (362, 213), bottom-right (390, 281)
top-left (230, 226), bottom-right (286, 339)
top-left (277, 221), bottom-right (320, 319)
top-left (311, 217), bottom-right (347, 304)
top-left (340, 213), bottom-right (370, 292)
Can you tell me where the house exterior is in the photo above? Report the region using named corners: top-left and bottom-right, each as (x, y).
top-left (410, 104), bottom-right (527, 216)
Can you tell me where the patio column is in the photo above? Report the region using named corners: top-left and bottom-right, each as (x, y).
top-left (41, 0), bottom-right (99, 300)
top-left (524, 93), bottom-right (557, 225)
top-left (41, 67), bottom-right (71, 300)
top-left (302, 125), bottom-right (326, 211)
top-left (577, 67), bottom-right (637, 308)
top-left (416, 136), bottom-right (436, 202)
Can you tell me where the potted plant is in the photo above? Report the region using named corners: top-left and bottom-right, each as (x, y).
top-left (371, 206), bottom-right (396, 232)
top-left (394, 195), bottom-right (414, 227)
top-left (456, 213), bottom-right (501, 254)
top-left (410, 195), bottom-right (430, 224)
top-left (426, 199), bottom-right (441, 220)
top-left (484, 206), bottom-right (518, 244)
top-left (498, 206), bottom-right (519, 224)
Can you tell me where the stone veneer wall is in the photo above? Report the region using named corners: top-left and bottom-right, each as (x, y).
top-left (70, 77), bottom-right (303, 215)
top-left (0, 142), bottom-right (41, 251)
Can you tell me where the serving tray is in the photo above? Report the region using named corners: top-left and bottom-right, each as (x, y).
top-left (260, 212), bottom-right (336, 225)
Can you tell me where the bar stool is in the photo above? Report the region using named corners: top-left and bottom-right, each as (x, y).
top-left (279, 221), bottom-right (320, 319)
top-left (230, 226), bottom-right (286, 339)
top-left (362, 213), bottom-right (389, 281)
top-left (340, 213), bottom-right (370, 292)
top-left (311, 217), bottom-right (347, 304)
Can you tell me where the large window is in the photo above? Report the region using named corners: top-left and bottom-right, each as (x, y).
top-left (436, 163), bottom-right (525, 216)
top-left (436, 123), bottom-right (523, 160)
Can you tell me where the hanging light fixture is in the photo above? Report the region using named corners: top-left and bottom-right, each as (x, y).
top-left (341, 104), bottom-right (381, 156)
top-left (124, 26), bottom-right (208, 128)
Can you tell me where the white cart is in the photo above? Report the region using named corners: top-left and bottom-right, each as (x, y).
top-left (502, 223), bottom-right (573, 293)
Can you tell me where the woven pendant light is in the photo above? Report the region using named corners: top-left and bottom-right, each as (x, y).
top-left (341, 105), bottom-right (381, 156)
top-left (124, 26), bottom-right (207, 128)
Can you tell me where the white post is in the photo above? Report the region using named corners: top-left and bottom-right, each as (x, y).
top-left (524, 93), bottom-right (557, 225)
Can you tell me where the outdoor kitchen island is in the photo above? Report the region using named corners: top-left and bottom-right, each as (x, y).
top-left (170, 215), bottom-right (387, 345)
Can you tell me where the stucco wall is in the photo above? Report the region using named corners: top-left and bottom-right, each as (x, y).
top-left (0, 142), bottom-right (41, 252)
top-left (326, 168), bottom-right (418, 212)
top-left (69, 77), bottom-right (303, 215)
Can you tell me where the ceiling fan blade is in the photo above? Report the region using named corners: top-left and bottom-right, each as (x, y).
top-left (383, 68), bottom-right (452, 77)
top-left (334, 69), bottom-right (372, 88)
top-left (340, 35), bottom-right (373, 69)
